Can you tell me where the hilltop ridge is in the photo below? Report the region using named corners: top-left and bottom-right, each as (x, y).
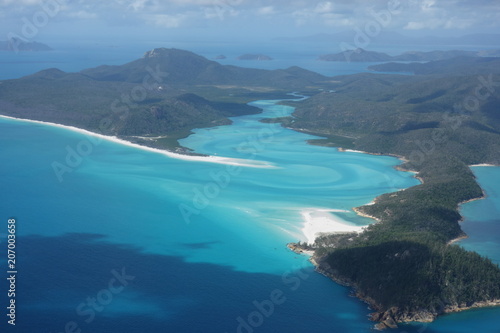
top-left (81, 47), bottom-right (326, 88)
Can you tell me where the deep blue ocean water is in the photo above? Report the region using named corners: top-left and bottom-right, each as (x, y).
top-left (0, 45), bottom-right (499, 332)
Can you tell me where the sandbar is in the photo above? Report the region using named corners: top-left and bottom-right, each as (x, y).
top-left (301, 208), bottom-right (366, 244)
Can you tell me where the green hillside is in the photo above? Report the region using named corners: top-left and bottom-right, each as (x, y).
top-left (0, 48), bottom-right (329, 150)
top-left (285, 58), bottom-right (500, 328)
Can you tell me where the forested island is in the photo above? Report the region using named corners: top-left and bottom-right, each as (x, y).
top-left (1, 48), bottom-right (499, 329)
top-left (0, 38), bottom-right (52, 51)
top-left (318, 48), bottom-right (500, 62)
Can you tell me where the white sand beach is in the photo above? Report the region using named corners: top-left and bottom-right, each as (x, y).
top-left (0, 115), bottom-right (276, 169)
top-left (301, 209), bottom-right (366, 244)
top-left (340, 149), bottom-right (366, 154)
top-left (469, 164), bottom-right (497, 167)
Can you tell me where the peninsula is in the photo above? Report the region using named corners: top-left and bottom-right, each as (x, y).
top-left (282, 56), bottom-right (500, 328)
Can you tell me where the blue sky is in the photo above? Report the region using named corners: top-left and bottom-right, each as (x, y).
top-left (1, 0), bottom-right (500, 43)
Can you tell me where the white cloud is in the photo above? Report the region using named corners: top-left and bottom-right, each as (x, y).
top-left (402, 0), bottom-right (480, 31)
top-left (420, 0), bottom-right (437, 12)
top-left (322, 13), bottom-right (353, 27)
top-left (291, 9), bottom-right (312, 26)
top-left (314, 1), bottom-right (334, 14)
top-left (204, 5), bottom-right (239, 20)
top-left (404, 18), bottom-right (454, 30)
top-left (443, 17), bottom-right (473, 29)
top-left (127, 0), bottom-right (148, 11)
top-left (149, 13), bottom-right (187, 28)
top-left (0, 0), bottom-right (44, 5)
top-left (292, 1), bottom-right (354, 27)
top-left (67, 10), bottom-right (98, 20)
top-left (404, 21), bottom-right (431, 30)
top-left (257, 6), bottom-right (274, 16)
top-left (1, 0), bottom-right (499, 37)
top-left (167, 0), bottom-right (243, 6)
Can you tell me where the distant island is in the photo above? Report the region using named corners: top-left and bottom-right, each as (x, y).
top-left (275, 31), bottom-right (500, 46)
top-left (214, 54), bottom-right (226, 60)
top-left (368, 56), bottom-right (500, 75)
top-left (0, 48), bottom-right (499, 329)
top-left (319, 48), bottom-right (499, 62)
top-left (0, 38), bottom-right (52, 52)
top-left (236, 54), bottom-right (273, 60)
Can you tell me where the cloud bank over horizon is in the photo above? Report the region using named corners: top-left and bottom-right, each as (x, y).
top-left (1, 0), bottom-right (499, 43)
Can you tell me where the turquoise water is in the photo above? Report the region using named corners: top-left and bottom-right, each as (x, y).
top-left (0, 97), bottom-right (498, 332)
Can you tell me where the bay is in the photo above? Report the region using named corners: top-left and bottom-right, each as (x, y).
top-left (1, 96), bottom-right (499, 333)
top-left (0, 96), bottom-right (420, 332)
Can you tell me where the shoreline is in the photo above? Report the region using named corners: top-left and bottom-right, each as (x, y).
top-left (312, 254), bottom-right (500, 329)
top-left (7, 111), bottom-right (500, 328)
top-left (298, 146), bottom-right (420, 243)
top-left (283, 121), bottom-right (500, 328)
top-left (450, 187), bottom-right (488, 245)
top-left (337, 147), bottom-right (423, 185)
top-left (352, 206), bottom-right (381, 223)
top-left (301, 145), bottom-right (500, 327)
top-left (0, 115), bottom-right (276, 169)
top-left (447, 164), bottom-right (499, 245)
top-left (444, 299), bottom-right (500, 315)
top-left (300, 208), bottom-right (366, 245)
top-left (469, 163), bottom-right (497, 167)
top-left (337, 147), bottom-right (410, 164)
top-left (458, 188), bottom-right (487, 207)
top-left (447, 235), bottom-right (469, 245)
top-left (288, 130), bottom-right (427, 246)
